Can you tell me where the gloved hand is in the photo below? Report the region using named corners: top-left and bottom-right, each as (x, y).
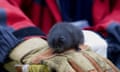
top-left (9, 37), bottom-right (49, 64)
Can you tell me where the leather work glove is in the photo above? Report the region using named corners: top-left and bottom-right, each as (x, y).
top-left (9, 37), bottom-right (49, 64)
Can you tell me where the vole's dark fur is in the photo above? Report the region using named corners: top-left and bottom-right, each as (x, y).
top-left (47, 23), bottom-right (84, 53)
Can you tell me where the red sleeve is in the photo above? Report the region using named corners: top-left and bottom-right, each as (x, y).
top-left (0, 0), bottom-right (46, 39)
top-left (92, 0), bottom-right (120, 35)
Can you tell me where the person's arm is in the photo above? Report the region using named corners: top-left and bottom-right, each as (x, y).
top-left (92, 0), bottom-right (120, 35)
top-left (0, 1), bottom-right (47, 64)
top-left (0, 1), bottom-right (45, 38)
